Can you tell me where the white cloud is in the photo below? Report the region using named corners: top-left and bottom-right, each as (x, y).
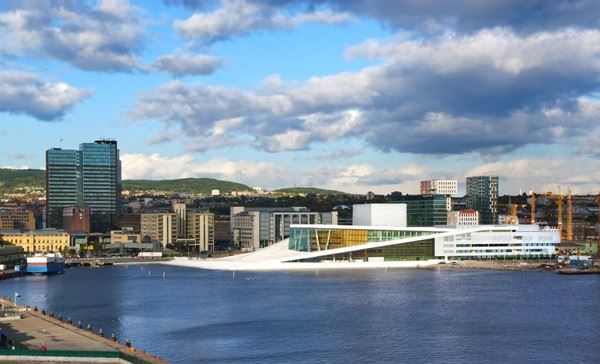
top-left (120, 152), bottom-right (431, 193)
top-left (133, 28), bottom-right (600, 156)
top-left (153, 53), bottom-right (224, 77)
top-left (120, 153), bottom-right (289, 188)
top-left (0, 70), bottom-right (91, 120)
top-left (0, 0), bottom-right (145, 72)
top-left (174, 0), bottom-right (353, 41)
top-left (464, 159), bottom-right (600, 194)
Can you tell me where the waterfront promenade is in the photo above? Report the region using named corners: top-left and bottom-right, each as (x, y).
top-left (0, 299), bottom-right (167, 363)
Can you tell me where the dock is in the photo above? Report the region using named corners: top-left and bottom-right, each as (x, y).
top-left (0, 299), bottom-right (168, 363)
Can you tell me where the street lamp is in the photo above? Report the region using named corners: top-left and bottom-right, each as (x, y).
top-left (14, 292), bottom-right (21, 307)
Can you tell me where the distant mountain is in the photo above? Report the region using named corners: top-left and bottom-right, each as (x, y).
top-left (122, 178), bottom-right (251, 194)
top-left (0, 169), bottom-right (252, 195)
top-left (0, 168), bottom-right (45, 192)
top-left (273, 187), bottom-right (348, 196)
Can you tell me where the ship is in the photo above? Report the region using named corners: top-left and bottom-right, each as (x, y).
top-left (26, 253), bottom-right (66, 274)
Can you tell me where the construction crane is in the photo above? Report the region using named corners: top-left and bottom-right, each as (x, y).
top-left (530, 192), bottom-right (536, 224)
top-left (566, 189), bottom-right (573, 241)
top-left (511, 203), bottom-right (517, 224)
top-left (597, 193), bottom-right (600, 257)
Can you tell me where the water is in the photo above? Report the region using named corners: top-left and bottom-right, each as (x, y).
top-left (1, 265), bottom-right (599, 363)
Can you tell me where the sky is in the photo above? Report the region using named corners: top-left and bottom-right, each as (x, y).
top-left (0, 0), bottom-right (599, 195)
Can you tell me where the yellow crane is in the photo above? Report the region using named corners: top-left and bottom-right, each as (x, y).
top-left (530, 188), bottom-right (574, 241)
top-left (530, 192), bottom-right (536, 224)
top-left (566, 189), bottom-right (573, 241)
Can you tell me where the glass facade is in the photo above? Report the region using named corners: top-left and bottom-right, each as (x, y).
top-left (46, 149), bottom-right (80, 229)
top-left (80, 141), bottom-right (120, 232)
top-left (395, 195), bottom-right (448, 227)
top-left (46, 140), bottom-right (121, 232)
top-left (289, 226), bottom-right (440, 254)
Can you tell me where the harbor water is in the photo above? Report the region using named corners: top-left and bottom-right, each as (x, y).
top-left (1, 265), bottom-right (599, 363)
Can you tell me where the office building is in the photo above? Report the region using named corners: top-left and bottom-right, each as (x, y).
top-left (141, 213), bottom-right (177, 247)
top-left (230, 207), bottom-right (338, 251)
top-left (394, 195), bottom-right (448, 227)
top-left (447, 209), bottom-right (479, 226)
top-left (0, 208), bottom-right (35, 230)
top-left (466, 176), bottom-right (498, 225)
top-left (46, 140), bottom-right (121, 232)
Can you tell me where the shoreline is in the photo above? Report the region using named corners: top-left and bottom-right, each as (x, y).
top-left (159, 257), bottom-right (600, 273)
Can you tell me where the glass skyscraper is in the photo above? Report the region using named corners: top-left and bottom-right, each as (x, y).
top-left (46, 140), bottom-right (121, 232)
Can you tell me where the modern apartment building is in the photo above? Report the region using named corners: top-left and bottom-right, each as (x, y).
top-left (141, 213), bottom-right (177, 247)
top-left (466, 176), bottom-right (498, 225)
top-left (46, 140), bottom-right (121, 232)
top-left (186, 211), bottom-right (215, 252)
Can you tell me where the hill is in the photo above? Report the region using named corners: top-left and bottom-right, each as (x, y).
top-left (0, 169), bottom-right (252, 195)
top-left (0, 168), bottom-right (45, 192)
top-left (273, 187), bottom-right (347, 196)
top-left (122, 178), bottom-right (252, 194)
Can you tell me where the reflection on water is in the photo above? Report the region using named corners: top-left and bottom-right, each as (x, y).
top-left (1, 266), bottom-right (599, 363)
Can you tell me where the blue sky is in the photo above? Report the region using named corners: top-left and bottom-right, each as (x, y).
top-left (1, 0), bottom-right (599, 194)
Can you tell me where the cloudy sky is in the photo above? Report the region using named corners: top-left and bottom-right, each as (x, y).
top-left (1, 0), bottom-right (599, 194)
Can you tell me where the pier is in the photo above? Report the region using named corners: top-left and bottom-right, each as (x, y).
top-left (0, 299), bottom-right (167, 363)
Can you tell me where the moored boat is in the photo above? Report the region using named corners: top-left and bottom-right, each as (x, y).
top-left (26, 253), bottom-right (66, 274)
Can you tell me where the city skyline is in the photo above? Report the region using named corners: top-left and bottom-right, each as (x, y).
top-left (1, 1), bottom-right (600, 195)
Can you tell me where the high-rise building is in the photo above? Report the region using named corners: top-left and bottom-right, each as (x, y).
top-left (46, 148), bottom-right (80, 229)
top-left (466, 176), bottom-right (498, 225)
top-left (46, 140), bottom-right (121, 232)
